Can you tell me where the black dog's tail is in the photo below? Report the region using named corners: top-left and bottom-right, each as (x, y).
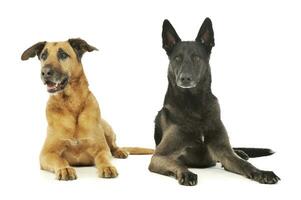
top-left (233, 147), bottom-right (275, 158)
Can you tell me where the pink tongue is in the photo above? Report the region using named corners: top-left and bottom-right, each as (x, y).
top-left (47, 82), bottom-right (57, 89)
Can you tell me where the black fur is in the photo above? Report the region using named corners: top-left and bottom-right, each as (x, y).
top-left (233, 148), bottom-right (274, 158)
top-left (148, 18), bottom-right (280, 186)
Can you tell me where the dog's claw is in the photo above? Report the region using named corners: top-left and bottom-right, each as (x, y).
top-left (98, 166), bottom-right (118, 178)
top-left (248, 170), bottom-right (280, 184)
top-left (55, 167), bottom-right (77, 181)
top-left (177, 171), bottom-right (198, 186)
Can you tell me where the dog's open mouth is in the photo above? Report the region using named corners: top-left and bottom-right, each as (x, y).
top-left (45, 78), bottom-right (68, 93)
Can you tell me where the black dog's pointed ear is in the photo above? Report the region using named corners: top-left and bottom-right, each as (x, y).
top-left (162, 19), bottom-right (181, 55)
top-left (195, 17), bottom-right (215, 55)
top-left (68, 38), bottom-right (98, 60)
top-left (21, 41), bottom-right (46, 61)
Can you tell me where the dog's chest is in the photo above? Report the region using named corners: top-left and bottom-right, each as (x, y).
top-left (63, 138), bottom-right (94, 149)
top-left (66, 138), bottom-right (82, 148)
top-left (61, 138), bottom-right (95, 165)
top-left (166, 106), bottom-right (208, 132)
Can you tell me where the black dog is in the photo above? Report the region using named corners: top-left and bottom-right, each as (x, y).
top-left (148, 18), bottom-right (280, 186)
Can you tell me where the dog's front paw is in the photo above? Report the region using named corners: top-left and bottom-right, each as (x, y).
top-left (55, 167), bottom-right (77, 181)
top-left (98, 166), bottom-right (118, 178)
top-left (113, 148), bottom-right (128, 159)
top-left (177, 171), bottom-right (198, 186)
top-left (248, 170), bottom-right (280, 184)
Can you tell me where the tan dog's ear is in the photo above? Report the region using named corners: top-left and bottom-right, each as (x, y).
top-left (21, 41), bottom-right (46, 61)
top-left (68, 38), bottom-right (98, 61)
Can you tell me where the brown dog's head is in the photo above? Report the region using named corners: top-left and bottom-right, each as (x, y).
top-left (21, 38), bottom-right (97, 94)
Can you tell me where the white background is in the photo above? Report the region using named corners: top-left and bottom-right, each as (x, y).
top-left (0, 0), bottom-right (300, 199)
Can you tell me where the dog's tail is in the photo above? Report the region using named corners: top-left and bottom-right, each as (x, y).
top-left (121, 147), bottom-right (154, 155)
top-left (233, 147), bottom-right (275, 158)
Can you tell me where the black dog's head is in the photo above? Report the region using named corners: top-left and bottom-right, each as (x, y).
top-left (162, 18), bottom-right (214, 89)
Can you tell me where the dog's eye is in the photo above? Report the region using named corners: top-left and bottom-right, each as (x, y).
top-left (59, 52), bottom-right (68, 60)
top-left (174, 56), bottom-right (182, 62)
top-left (58, 49), bottom-right (70, 60)
top-left (40, 52), bottom-right (48, 60)
top-left (193, 56), bottom-right (201, 62)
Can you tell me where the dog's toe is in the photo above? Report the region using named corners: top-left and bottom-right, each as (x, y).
top-left (55, 167), bottom-right (77, 181)
top-left (249, 170), bottom-right (280, 184)
top-left (177, 171), bottom-right (198, 186)
top-left (98, 166), bottom-right (118, 178)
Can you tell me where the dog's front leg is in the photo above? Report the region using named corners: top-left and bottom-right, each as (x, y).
top-left (149, 154), bottom-right (197, 186)
top-left (80, 126), bottom-right (118, 178)
top-left (94, 148), bottom-right (118, 178)
top-left (42, 106), bottom-right (77, 180)
top-left (40, 148), bottom-right (77, 181)
top-left (77, 94), bottom-right (119, 178)
top-left (149, 124), bottom-right (197, 186)
top-left (207, 125), bottom-right (280, 184)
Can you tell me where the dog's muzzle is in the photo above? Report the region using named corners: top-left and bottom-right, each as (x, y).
top-left (176, 73), bottom-right (197, 89)
top-left (41, 66), bottom-right (69, 93)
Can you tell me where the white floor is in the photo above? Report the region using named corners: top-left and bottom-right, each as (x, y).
top-left (2, 152), bottom-right (292, 200)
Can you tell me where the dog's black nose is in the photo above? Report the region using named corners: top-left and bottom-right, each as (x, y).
top-left (41, 66), bottom-right (54, 78)
top-left (177, 73), bottom-right (196, 88)
top-left (179, 73), bottom-right (192, 83)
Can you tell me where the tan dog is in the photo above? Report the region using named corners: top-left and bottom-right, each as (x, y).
top-left (21, 38), bottom-right (153, 180)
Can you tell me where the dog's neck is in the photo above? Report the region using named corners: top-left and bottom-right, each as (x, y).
top-left (50, 69), bottom-right (90, 108)
top-left (65, 72), bottom-right (89, 97)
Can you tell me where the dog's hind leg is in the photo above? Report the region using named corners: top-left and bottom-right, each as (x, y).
top-left (100, 119), bottom-right (129, 159)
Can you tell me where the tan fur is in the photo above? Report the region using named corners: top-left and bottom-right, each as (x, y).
top-left (22, 40), bottom-right (153, 180)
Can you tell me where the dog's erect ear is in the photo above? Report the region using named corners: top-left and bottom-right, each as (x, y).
top-left (21, 41), bottom-right (46, 61)
top-left (68, 38), bottom-right (98, 60)
top-left (195, 17), bottom-right (215, 55)
top-left (162, 19), bottom-right (181, 55)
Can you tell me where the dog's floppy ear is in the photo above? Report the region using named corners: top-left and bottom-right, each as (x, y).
top-left (195, 17), bottom-right (215, 55)
top-left (68, 38), bottom-right (98, 61)
top-left (21, 41), bottom-right (46, 61)
top-left (162, 19), bottom-right (181, 55)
